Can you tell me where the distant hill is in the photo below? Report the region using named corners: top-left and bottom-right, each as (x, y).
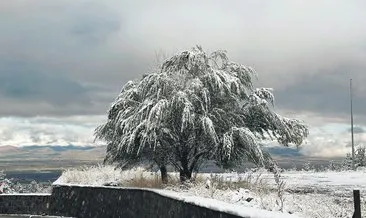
top-left (0, 144), bottom-right (337, 171)
top-left (0, 144), bottom-right (106, 171)
top-left (21, 145), bottom-right (96, 152)
top-left (0, 145), bottom-right (23, 154)
top-left (264, 146), bottom-right (303, 157)
top-left (0, 145), bottom-right (105, 161)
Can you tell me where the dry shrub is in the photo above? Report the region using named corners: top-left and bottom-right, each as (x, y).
top-left (123, 172), bottom-right (180, 189)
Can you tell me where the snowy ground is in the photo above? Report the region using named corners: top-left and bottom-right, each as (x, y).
top-left (216, 169), bottom-right (366, 197)
top-left (56, 166), bottom-right (366, 218)
top-left (198, 169), bottom-right (366, 217)
top-left (260, 170), bottom-right (366, 193)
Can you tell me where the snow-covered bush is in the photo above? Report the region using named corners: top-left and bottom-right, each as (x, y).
top-left (57, 164), bottom-right (162, 187)
top-left (0, 170), bottom-right (10, 194)
top-left (301, 162), bottom-right (312, 171)
top-left (327, 160), bottom-right (339, 171)
top-left (337, 146), bottom-right (366, 170)
top-left (354, 146), bottom-right (366, 167)
top-left (341, 153), bottom-right (354, 170)
top-left (0, 171), bottom-right (19, 194)
top-left (0, 170), bottom-right (50, 194)
top-left (11, 181), bottom-right (51, 193)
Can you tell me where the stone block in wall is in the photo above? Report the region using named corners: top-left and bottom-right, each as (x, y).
top-left (0, 194), bottom-right (50, 215)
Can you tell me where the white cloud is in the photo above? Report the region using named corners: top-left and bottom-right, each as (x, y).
top-left (0, 113), bottom-right (363, 159)
top-left (0, 116), bottom-right (105, 146)
top-left (265, 110), bottom-right (364, 158)
top-left (299, 123), bottom-right (366, 158)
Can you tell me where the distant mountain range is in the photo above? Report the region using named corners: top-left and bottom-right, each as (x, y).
top-left (21, 145), bottom-right (97, 152)
top-left (263, 146), bottom-right (303, 157)
top-left (0, 145), bottom-right (105, 162)
top-left (0, 145), bottom-right (106, 171)
top-left (0, 144), bottom-right (301, 161)
top-left (0, 144), bottom-right (336, 171)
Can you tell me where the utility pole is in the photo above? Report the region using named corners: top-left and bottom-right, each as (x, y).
top-left (350, 79), bottom-right (355, 170)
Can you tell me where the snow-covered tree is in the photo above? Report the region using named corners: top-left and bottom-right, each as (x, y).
top-left (343, 145), bottom-right (366, 169)
top-left (95, 46), bottom-right (308, 182)
top-left (355, 146), bottom-right (366, 167)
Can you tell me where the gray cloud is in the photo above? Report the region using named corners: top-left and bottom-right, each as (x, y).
top-left (0, 0), bottom-right (366, 123)
top-left (0, 60), bottom-right (90, 105)
top-left (69, 6), bottom-right (120, 45)
top-left (274, 67), bottom-right (366, 124)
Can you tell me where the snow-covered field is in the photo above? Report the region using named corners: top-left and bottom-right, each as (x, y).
top-left (57, 166), bottom-right (366, 218)
top-left (209, 169), bottom-right (366, 217)
top-left (260, 169), bottom-right (366, 193)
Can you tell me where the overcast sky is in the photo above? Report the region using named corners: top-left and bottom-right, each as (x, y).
top-left (1, 0), bottom-right (366, 157)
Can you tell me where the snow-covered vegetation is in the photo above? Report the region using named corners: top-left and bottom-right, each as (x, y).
top-left (95, 46), bottom-right (308, 183)
top-left (0, 170), bottom-right (51, 194)
top-left (88, 46), bottom-right (365, 217)
top-left (293, 146), bottom-right (366, 172)
top-left (56, 165), bottom-right (163, 187)
top-left (56, 165), bottom-right (366, 218)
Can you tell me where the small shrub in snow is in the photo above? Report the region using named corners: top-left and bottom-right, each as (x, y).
top-left (301, 162), bottom-right (313, 171)
top-left (354, 146), bottom-right (366, 167)
top-left (275, 179), bottom-right (286, 212)
top-left (341, 153), bottom-right (354, 170)
top-left (332, 146), bottom-right (366, 171)
top-left (327, 160), bottom-right (338, 171)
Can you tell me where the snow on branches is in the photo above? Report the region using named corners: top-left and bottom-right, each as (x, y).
top-left (95, 46), bottom-right (308, 181)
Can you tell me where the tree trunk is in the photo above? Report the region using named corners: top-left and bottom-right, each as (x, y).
top-left (179, 166), bottom-right (192, 182)
top-left (179, 151), bottom-right (193, 182)
top-left (160, 165), bottom-right (168, 184)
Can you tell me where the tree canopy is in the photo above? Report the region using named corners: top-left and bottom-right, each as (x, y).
top-left (95, 46), bottom-right (309, 182)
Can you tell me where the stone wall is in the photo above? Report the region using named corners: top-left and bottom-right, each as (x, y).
top-left (1, 185), bottom-right (294, 218)
top-left (0, 194), bottom-right (50, 215)
top-left (49, 185), bottom-right (243, 218)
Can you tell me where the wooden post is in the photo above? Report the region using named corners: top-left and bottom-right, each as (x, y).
top-left (353, 190), bottom-right (361, 218)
